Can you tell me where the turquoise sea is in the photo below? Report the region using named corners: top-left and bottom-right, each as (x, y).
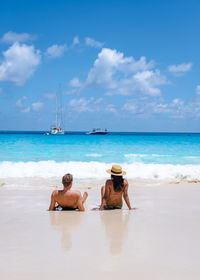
top-left (0, 131), bottom-right (200, 180)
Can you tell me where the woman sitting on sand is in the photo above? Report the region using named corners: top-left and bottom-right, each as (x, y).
top-left (99, 164), bottom-right (134, 210)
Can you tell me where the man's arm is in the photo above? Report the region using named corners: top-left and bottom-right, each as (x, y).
top-left (77, 195), bottom-right (85, 211)
top-left (49, 191), bottom-right (57, 211)
top-left (123, 181), bottom-right (134, 210)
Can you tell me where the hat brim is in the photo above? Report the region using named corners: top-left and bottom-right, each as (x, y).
top-left (106, 169), bottom-right (126, 176)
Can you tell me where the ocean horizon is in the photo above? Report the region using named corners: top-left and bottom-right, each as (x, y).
top-left (0, 130), bottom-right (200, 134)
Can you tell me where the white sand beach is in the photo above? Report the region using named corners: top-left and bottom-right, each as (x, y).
top-left (0, 179), bottom-right (200, 280)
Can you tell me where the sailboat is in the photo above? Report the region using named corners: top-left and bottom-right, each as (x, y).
top-left (50, 86), bottom-right (64, 135)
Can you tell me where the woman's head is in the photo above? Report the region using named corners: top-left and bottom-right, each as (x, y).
top-left (106, 164), bottom-right (126, 192)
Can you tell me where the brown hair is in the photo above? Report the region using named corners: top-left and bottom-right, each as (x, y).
top-left (111, 175), bottom-right (124, 192)
top-left (62, 173), bottom-right (73, 186)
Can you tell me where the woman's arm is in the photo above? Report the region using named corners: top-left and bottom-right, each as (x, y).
top-left (123, 180), bottom-right (134, 210)
top-left (99, 181), bottom-right (110, 210)
top-left (99, 198), bottom-right (106, 211)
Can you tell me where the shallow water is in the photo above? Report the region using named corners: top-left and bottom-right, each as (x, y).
top-left (0, 132), bottom-right (200, 180)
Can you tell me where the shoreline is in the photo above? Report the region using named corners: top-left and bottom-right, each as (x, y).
top-left (1, 177), bottom-right (200, 189)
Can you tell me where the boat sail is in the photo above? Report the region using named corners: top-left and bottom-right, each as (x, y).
top-left (51, 86), bottom-right (64, 135)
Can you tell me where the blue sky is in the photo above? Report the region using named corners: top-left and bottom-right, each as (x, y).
top-left (0, 0), bottom-right (200, 132)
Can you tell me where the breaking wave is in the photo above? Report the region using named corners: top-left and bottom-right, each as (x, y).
top-left (0, 160), bottom-right (200, 181)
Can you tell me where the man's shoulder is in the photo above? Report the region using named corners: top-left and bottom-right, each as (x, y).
top-left (68, 190), bottom-right (81, 197)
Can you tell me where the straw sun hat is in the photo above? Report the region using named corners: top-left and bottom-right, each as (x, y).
top-left (106, 164), bottom-right (126, 176)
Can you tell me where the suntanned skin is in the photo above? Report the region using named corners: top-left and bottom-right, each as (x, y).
top-left (99, 178), bottom-right (134, 210)
top-left (49, 182), bottom-right (88, 211)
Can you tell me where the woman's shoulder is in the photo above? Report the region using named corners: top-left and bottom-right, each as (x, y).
top-left (106, 179), bottom-right (112, 185)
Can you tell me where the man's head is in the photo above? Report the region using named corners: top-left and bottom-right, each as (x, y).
top-left (62, 173), bottom-right (73, 188)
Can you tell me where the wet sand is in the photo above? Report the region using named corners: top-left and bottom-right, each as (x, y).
top-left (0, 179), bottom-right (200, 280)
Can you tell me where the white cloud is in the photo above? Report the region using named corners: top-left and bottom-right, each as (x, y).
top-left (21, 106), bottom-right (30, 113)
top-left (68, 97), bottom-right (103, 113)
top-left (151, 102), bottom-right (172, 114)
top-left (70, 48), bottom-right (166, 97)
top-left (130, 70), bottom-right (166, 96)
top-left (16, 98), bottom-right (43, 113)
top-left (16, 96), bottom-right (27, 107)
top-left (1, 31), bottom-right (35, 43)
top-left (45, 44), bottom-right (67, 58)
top-left (122, 102), bottom-right (138, 113)
top-left (86, 48), bottom-right (155, 88)
top-left (85, 48), bottom-right (125, 89)
top-left (16, 96), bottom-right (30, 113)
top-left (150, 98), bottom-right (185, 117)
top-left (94, 98), bottom-right (103, 104)
top-left (171, 98), bottom-right (184, 107)
top-left (195, 85), bottom-right (200, 96)
top-left (44, 93), bottom-right (56, 99)
top-left (162, 98), bottom-right (200, 118)
top-left (63, 89), bottom-right (81, 95)
top-left (69, 98), bottom-right (93, 112)
top-left (168, 63), bottom-right (192, 77)
top-left (32, 101), bottom-right (43, 111)
top-left (85, 37), bottom-right (104, 48)
top-left (72, 36), bottom-right (79, 46)
top-left (105, 104), bottom-right (117, 113)
top-left (68, 97), bottom-right (114, 114)
top-left (0, 42), bottom-right (41, 85)
top-left (69, 77), bottom-right (82, 87)
top-left (122, 97), bottom-right (187, 118)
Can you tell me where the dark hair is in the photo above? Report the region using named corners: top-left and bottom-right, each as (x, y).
top-left (62, 173), bottom-right (73, 186)
top-left (111, 175), bottom-right (124, 192)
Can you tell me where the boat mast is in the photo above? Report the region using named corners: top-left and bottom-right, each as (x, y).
top-left (59, 84), bottom-right (63, 128)
top-left (55, 84), bottom-right (63, 128)
top-left (56, 88), bottom-right (58, 127)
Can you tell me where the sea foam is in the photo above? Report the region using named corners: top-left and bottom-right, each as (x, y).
top-left (0, 161), bottom-right (200, 181)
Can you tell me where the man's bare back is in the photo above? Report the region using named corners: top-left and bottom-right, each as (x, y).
top-left (49, 173), bottom-right (88, 211)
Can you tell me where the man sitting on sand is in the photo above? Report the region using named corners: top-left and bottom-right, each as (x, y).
top-left (49, 173), bottom-right (88, 211)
